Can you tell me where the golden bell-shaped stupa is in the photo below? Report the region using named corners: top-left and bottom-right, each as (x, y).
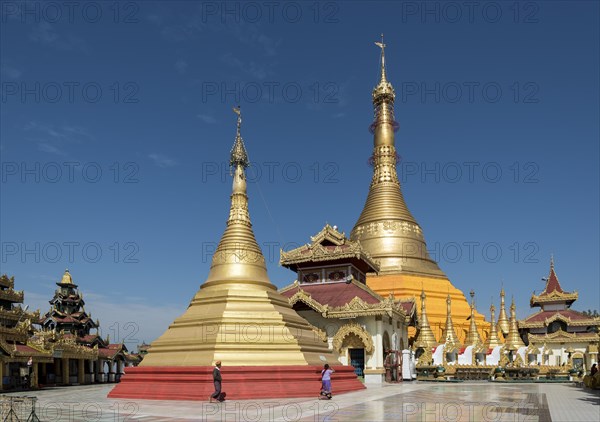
top-left (414, 289), bottom-right (437, 349)
top-left (505, 297), bottom-right (525, 350)
top-left (483, 304), bottom-right (503, 349)
top-left (140, 108), bottom-right (336, 367)
top-left (440, 294), bottom-right (461, 350)
top-left (350, 36), bottom-right (486, 343)
top-left (464, 290), bottom-right (483, 347)
top-left (497, 288), bottom-right (510, 339)
top-left (110, 108), bottom-right (364, 400)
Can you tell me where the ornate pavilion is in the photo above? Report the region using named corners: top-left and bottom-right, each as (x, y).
top-left (519, 259), bottom-right (599, 371)
top-left (0, 270), bottom-right (136, 391)
top-left (280, 224), bottom-right (416, 383)
top-left (36, 269), bottom-right (134, 385)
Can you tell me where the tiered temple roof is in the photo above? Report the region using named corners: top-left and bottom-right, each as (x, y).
top-left (520, 259), bottom-right (600, 345)
top-left (39, 269), bottom-right (99, 337)
top-left (280, 224), bottom-right (414, 323)
top-left (0, 274), bottom-right (53, 364)
top-left (530, 258), bottom-right (578, 307)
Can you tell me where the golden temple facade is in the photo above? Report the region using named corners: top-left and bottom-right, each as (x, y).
top-left (350, 36), bottom-right (485, 342)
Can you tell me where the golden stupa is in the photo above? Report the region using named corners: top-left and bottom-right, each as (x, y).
top-left (350, 36), bottom-right (485, 341)
top-left (483, 303), bottom-right (503, 349)
top-left (464, 291), bottom-right (483, 347)
top-left (440, 294), bottom-right (461, 349)
top-left (496, 288), bottom-right (510, 338)
top-left (139, 108), bottom-right (336, 367)
top-left (413, 289), bottom-right (437, 349)
top-left (504, 297), bottom-right (525, 350)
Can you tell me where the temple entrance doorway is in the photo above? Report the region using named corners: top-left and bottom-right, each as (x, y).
top-left (349, 348), bottom-right (365, 377)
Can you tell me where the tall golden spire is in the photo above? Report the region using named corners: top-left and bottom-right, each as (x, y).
top-left (497, 288), bottom-right (510, 338)
top-left (139, 109), bottom-right (337, 366)
top-left (464, 290), bottom-right (482, 346)
top-left (440, 294), bottom-right (461, 348)
top-left (414, 289), bottom-right (437, 349)
top-left (484, 303), bottom-right (503, 349)
top-left (505, 297), bottom-right (525, 350)
top-left (203, 106), bottom-right (269, 288)
top-left (350, 36), bottom-right (443, 275)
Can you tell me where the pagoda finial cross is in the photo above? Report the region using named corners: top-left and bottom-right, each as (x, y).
top-left (232, 105), bottom-right (242, 133)
top-left (374, 33), bottom-right (387, 80)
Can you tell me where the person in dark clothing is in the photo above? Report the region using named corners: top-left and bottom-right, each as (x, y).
top-left (209, 361), bottom-right (222, 402)
top-left (591, 363), bottom-right (598, 376)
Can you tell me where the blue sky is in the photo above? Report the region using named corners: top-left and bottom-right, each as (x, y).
top-left (1, 1), bottom-right (598, 347)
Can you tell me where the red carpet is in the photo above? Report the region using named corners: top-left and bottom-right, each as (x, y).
top-left (108, 365), bottom-right (364, 400)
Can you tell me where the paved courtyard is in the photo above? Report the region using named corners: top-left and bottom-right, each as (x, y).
top-left (1, 382), bottom-right (599, 421)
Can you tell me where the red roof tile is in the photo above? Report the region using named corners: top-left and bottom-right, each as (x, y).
top-left (98, 347), bottom-right (120, 359)
top-left (281, 282), bottom-right (381, 307)
top-left (399, 300), bottom-right (415, 315)
top-left (15, 344), bottom-right (41, 354)
top-left (522, 309), bottom-right (592, 323)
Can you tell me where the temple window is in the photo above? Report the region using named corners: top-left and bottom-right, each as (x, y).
top-left (547, 320), bottom-right (567, 334)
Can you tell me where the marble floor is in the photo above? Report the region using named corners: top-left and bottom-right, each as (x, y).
top-left (1, 381), bottom-right (598, 421)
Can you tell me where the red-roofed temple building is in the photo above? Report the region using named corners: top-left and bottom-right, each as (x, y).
top-left (280, 224), bottom-right (416, 384)
top-left (519, 259), bottom-right (600, 371)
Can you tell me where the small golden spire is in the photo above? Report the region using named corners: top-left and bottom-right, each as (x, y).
top-left (496, 287), bottom-right (510, 338)
top-left (484, 303), bottom-right (502, 348)
top-left (505, 297), bottom-right (525, 350)
top-left (465, 290), bottom-right (482, 347)
top-left (440, 294), bottom-right (461, 349)
top-left (414, 288), bottom-right (437, 349)
top-left (230, 106), bottom-right (249, 171)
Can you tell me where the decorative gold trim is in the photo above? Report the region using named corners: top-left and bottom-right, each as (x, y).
top-left (519, 311), bottom-right (599, 328)
top-left (288, 290), bottom-right (328, 315)
top-left (332, 322), bottom-right (374, 354)
top-left (527, 330), bottom-right (599, 343)
top-left (531, 291), bottom-right (578, 306)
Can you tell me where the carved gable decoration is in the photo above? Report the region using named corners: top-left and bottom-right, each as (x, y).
top-left (332, 322), bottom-right (374, 354)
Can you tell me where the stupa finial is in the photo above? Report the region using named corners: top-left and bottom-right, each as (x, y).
top-left (230, 106), bottom-right (249, 171)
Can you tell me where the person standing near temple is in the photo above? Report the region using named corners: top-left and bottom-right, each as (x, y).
top-left (209, 361), bottom-right (222, 402)
top-left (320, 364), bottom-right (335, 399)
top-left (591, 363), bottom-right (598, 376)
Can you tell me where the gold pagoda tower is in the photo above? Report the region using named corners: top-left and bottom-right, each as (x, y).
top-left (109, 108), bottom-right (363, 400)
top-left (497, 288), bottom-right (510, 339)
top-left (483, 304), bottom-right (503, 349)
top-left (440, 294), bottom-right (461, 350)
top-left (464, 291), bottom-right (483, 347)
top-left (413, 289), bottom-right (437, 349)
top-left (505, 297), bottom-right (525, 350)
top-left (351, 36), bottom-right (485, 341)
